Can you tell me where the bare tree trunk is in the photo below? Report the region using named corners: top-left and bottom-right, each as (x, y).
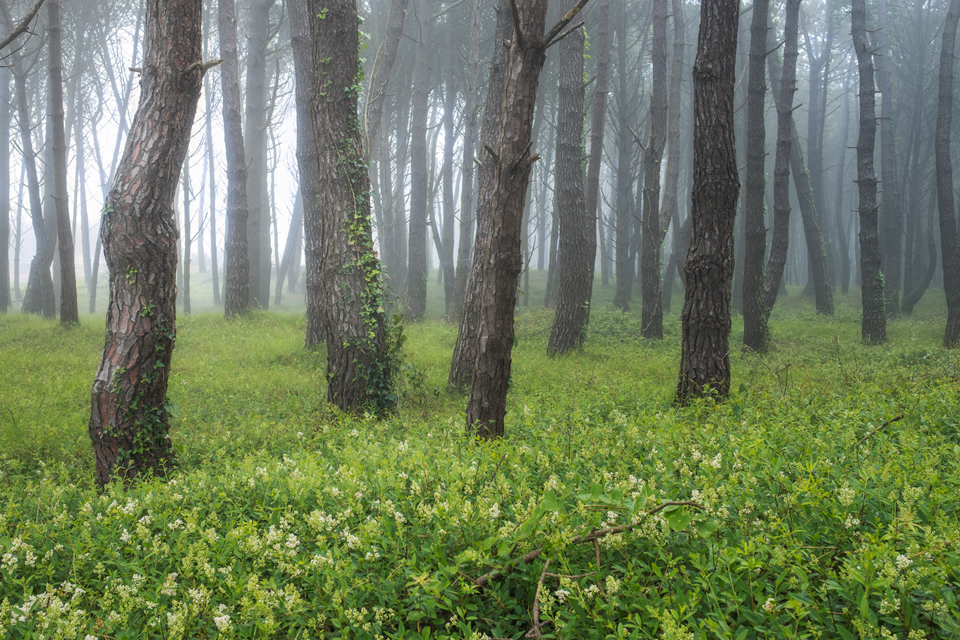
top-left (548, 0), bottom-right (594, 355)
top-left (937, 0), bottom-right (960, 346)
top-left (0, 68), bottom-right (9, 313)
top-left (438, 21), bottom-right (458, 317)
top-left (640, 0), bottom-right (667, 339)
top-left (275, 191), bottom-right (302, 305)
top-left (181, 160), bottom-right (192, 314)
top-left (741, 0), bottom-right (769, 352)
top-left (586, 0), bottom-right (611, 297)
top-left (220, 0), bottom-right (251, 318)
top-left (833, 73), bottom-right (852, 296)
top-left (467, 0), bottom-right (558, 438)
top-left (675, 0), bottom-right (740, 405)
top-left (306, 0), bottom-right (394, 411)
top-left (876, 0), bottom-right (902, 317)
top-left (203, 1), bottom-right (220, 307)
top-left (852, 0), bottom-right (887, 343)
top-left (612, 12), bottom-right (636, 312)
top-left (363, 0), bottom-right (409, 153)
top-left (88, 0), bottom-right (208, 488)
top-left (449, 0), bottom-right (513, 389)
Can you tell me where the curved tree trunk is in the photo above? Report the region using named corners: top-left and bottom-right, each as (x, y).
top-left (548, 2), bottom-right (593, 355)
top-left (675, 0), bottom-right (740, 404)
top-left (307, 0), bottom-right (394, 411)
top-left (88, 0), bottom-right (207, 488)
top-left (937, 0), bottom-right (960, 346)
top-left (640, 0), bottom-right (667, 339)
top-left (362, 0), bottom-right (409, 153)
top-left (853, 0), bottom-right (887, 343)
top-left (220, 0), bottom-right (251, 318)
top-left (741, 0), bottom-right (769, 352)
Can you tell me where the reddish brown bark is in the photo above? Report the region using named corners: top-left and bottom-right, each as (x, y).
top-left (88, 0), bottom-right (208, 488)
top-left (675, 0), bottom-right (740, 405)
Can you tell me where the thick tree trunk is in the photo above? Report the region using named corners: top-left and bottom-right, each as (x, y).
top-left (88, 0), bottom-right (207, 488)
top-left (451, 0), bottom-right (484, 322)
top-left (548, 1), bottom-right (594, 355)
top-left (853, 0), bottom-right (887, 343)
top-left (220, 0), bottom-right (251, 318)
top-left (290, 0), bottom-right (325, 346)
top-left (466, 0), bottom-right (556, 438)
top-left (937, 0), bottom-right (960, 346)
top-left (48, 0), bottom-right (77, 325)
top-left (741, 0), bottom-right (769, 352)
top-left (675, 0), bottom-right (740, 405)
top-left (640, 0), bottom-right (667, 339)
top-left (449, 0), bottom-right (513, 389)
top-left (306, 0), bottom-right (394, 411)
top-left (405, 0), bottom-right (435, 321)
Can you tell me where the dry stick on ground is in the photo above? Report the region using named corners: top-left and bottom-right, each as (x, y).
top-left (525, 558), bottom-right (552, 639)
top-left (473, 501), bottom-right (705, 587)
top-left (858, 414), bottom-right (904, 444)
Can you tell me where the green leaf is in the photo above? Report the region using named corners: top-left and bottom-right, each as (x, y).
top-left (696, 519), bottom-right (719, 537)
top-left (590, 482), bottom-right (603, 501)
top-left (667, 511), bottom-right (692, 532)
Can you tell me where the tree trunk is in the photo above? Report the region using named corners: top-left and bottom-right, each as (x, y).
top-left (451, 0), bottom-right (484, 323)
top-left (876, 0), bottom-right (902, 317)
top-left (853, 0), bottom-right (887, 343)
top-left (220, 0), bottom-right (251, 318)
top-left (675, 0), bottom-right (740, 405)
top-left (439, 21), bottom-right (458, 317)
top-left (88, 0), bottom-right (207, 488)
top-left (586, 0), bottom-right (611, 295)
top-left (741, 0), bottom-right (769, 352)
top-left (659, 0), bottom-right (685, 239)
top-left (181, 161), bottom-right (192, 314)
top-left (639, 0), bottom-right (667, 339)
top-left (362, 0), bottom-right (409, 153)
top-left (548, 1), bottom-right (594, 355)
top-left (203, 2), bottom-right (220, 307)
top-left (0, 67), bottom-right (9, 313)
top-left (275, 191), bottom-right (303, 305)
top-left (833, 73), bottom-right (852, 296)
top-left (467, 0), bottom-right (561, 438)
top-left (936, 0), bottom-right (960, 346)
top-left (449, 0), bottom-right (513, 389)
top-left (901, 188), bottom-right (937, 314)
top-left (612, 12), bottom-right (636, 312)
top-left (306, 0), bottom-right (395, 411)
top-left (405, 0), bottom-right (435, 321)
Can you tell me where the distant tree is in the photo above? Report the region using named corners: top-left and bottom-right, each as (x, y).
top-left (675, 0), bottom-right (740, 404)
top-left (937, 0), bottom-right (960, 346)
top-left (0, 0), bottom-right (43, 52)
top-left (305, 0), bottom-right (395, 411)
top-left (584, 0), bottom-right (611, 298)
top-left (0, 68), bottom-right (9, 314)
top-left (88, 0), bottom-right (211, 487)
top-left (852, 0), bottom-right (886, 343)
top-left (466, 0), bottom-right (589, 437)
top-left (548, 0), bottom-right (593, 356)
top-left (220, 0), bottom-right (251, 318)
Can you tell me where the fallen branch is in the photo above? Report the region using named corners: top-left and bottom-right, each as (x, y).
top-left (525, 558), bottom-right (551, 639)
top-left (858, 414), bottom-right (904, 444)
top-left (474, 501), bottom-right (705, 587)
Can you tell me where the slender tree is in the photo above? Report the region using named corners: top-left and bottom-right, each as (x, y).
top-left (584, 0), bottom-right (611, 297)
top-left (88, 0), bottom-right (212, 487)
top-left (0, 68), bottom-right (9, 313)
top-left (852, 0), bottom-right (886, 343)
top-left (937, 0), bottom-right (960, 346)
top-left (876, 0), bottom-right (902, 317)
top-left (675, 0), bottom-right (740, 404)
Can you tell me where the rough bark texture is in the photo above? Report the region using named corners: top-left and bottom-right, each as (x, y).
top-left (639, 0), bottom-right (667, 339)
top-left (449, 0), bottom-right (512, 389)
top-left (48, 0), bottom-right (77, 325)
top-left (451, 0), bottom-right (484, 323)
top-left (88, 0), bottom-right (206, 488)
top-left (219, 0), bottom-right (250, 318)
top-left (659, 0), bottom-right (685, 238)
top-left (466, 0), bottom-right (550, 438)
top-left (937, 0), bottom-right (960, 346)
top-left (548, 3), bottom-right (593, 355)
top-left (741, 0), bottom-right (769, 353)
top-left (675, 0), bottom-right (740, 405)
top-left (405, 0), bottom-right (435, 321)
top-left (307, 0), bottom-right (394, 411)
top-left (290, 0), bottom-right (325, 346)
top-left (852, 0), bottom-right (887, 343)
top-left (585, 0), bottom-right (611, 294)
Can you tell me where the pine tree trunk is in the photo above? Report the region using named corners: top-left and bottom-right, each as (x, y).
top-left (548, 0), bottom-right (594, 355)
top-left (675, 0), bottom-right (740, 405)
top-left (88, 0), bottom-right (207, 488)
top-left (439, 23), bottom-right (458, 317)
top-left (585, 0), bottom-right (611, 293)
top-left (936, 0), bottom-right (960, 346)
top-left (220, 0), bottom-right (251, 318)
top-left (0, 68), bottom-right (9, 314)
top-left (853, 0), bottom-right (887, 343)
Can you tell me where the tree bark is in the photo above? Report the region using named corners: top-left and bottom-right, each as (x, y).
top-left (937, 0), bottom-right (960, 346)
top-left (439, 21), bottom-right (458, 317)
top-left (449, 0), bottom-right (513, 389)
top-left (362, 0), bottom-right (409, 153)
top-left (585, 0), bottom-right (611, 295)
top-left (639, 0), bottom-right (667, 339)
top-left (741, 0), bottom-right (769, 352)
top-left (675, 0), bottom-right (740, 405)
top-left (612, 11), bottom-right (636, 312)
top-left (0, 68), bottom-right (9, 313)
top-left (852, 0), bottom-right (887, 343)
top-left (548, 2), bottom-right (594, 355)
top-left (220, 0), bottom-right (251, 318)
top-left (876, 0), bottom-right (902, 317)
top-left (88, 0), bottom-right (207, 488)
top-left (306, 0), bottom-right (395, 411)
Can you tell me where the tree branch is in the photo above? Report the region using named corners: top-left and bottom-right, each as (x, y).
top-left (0, 0), bottom-right (45, 53)
top-left (542, 0), bottom-right (591, 49)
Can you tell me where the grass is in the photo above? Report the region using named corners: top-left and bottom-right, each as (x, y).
top-left (0, 273), bottom-right (958, 639)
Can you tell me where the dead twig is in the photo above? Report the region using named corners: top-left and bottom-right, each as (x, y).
top-left (858, 414), bottom-right (904, 444)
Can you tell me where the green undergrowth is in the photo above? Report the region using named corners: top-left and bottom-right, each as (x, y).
top-left (1, 294), bottom-right (959, 639)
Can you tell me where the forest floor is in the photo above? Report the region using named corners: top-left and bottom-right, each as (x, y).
top-left (1, 274), bottom-right (958, 639)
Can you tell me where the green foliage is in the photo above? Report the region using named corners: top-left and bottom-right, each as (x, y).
top-left (1, 290), bottom-right (959, 638)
